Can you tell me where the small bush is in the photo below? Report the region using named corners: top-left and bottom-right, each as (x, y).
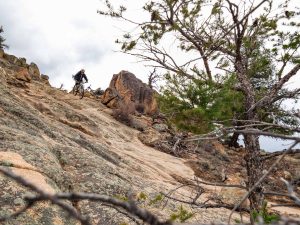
top-left (112, 102), bottom-right (135, 126)
top-left (148, 193), bottom-right (164, 206)
top-left (169, 205), bottom-right (194, 223)
top-left (251, 202), bottom-right (280, 224)
top-left (114, 194), bottom-right (129, 202)
top-left (137, 192), bottom-right (148, 201)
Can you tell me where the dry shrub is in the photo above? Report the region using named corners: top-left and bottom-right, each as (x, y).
top-left (112, 102), bottom-right (135, 126)
top-left (135, 103), bottom-right (145, 114)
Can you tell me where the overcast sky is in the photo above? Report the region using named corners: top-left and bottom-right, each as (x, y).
top-left (0, 0), bottom-right (299, 151)
top-left (0, 0), bottom-right (148, 90)
top-left (1, 0), bottom-right (299, 90)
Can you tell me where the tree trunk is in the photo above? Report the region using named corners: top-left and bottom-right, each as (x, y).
top-left (244, 134), bottom-right (264, 213)
top-left (236, 65), bottom-right (264, 220)
top-left (228, 132), bottom-right (240, 148)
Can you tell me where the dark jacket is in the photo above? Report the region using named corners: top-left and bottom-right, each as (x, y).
top-left (74, 71), bottom-right (88, 83)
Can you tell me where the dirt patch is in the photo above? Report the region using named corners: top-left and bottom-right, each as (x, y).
top-left (0, 151), bottom-right (37, 171)
top-left (58, 118), bottom-right (96, 136)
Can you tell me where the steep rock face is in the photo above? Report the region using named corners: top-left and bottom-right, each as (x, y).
top-left (1, 52), bottom-right (41, 81)
top-left (1, 53), bottom-right (299, 224)
top-left (0, 56), bottom-right (201, 224)
top-left (101, 70), bottom-right (158, 115)
top-left (15, 67), bottom-right (31, 82)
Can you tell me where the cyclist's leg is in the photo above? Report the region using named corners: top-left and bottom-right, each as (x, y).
top-left (73, 81), bottom-right (80, 95)
top-left (79, 83), bottom-right (85, 99)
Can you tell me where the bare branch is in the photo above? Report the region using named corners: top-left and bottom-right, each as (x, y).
top-left (281, 178), bottom-right (300, 206)
top-left (248, 64), bottom-right (300, 113)
top-left (0, 167), bottom-right (171, 225)
top-left (228, 141), bottom-right (299, 224)
top-left (191, 177), bottom-right (247, 190)
top-left (230, 129), bottom-right (300, 142)
top-left (0, 167), bottom-right (91, 225)
top-left (261, 149), bottom-right (300, 161)
top-left (161, 193), bottom-right (250, 212)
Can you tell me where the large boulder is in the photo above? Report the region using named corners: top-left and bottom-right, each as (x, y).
top-left (28, 62), bottom-right (41, 80)
top-left (2, 53), bottom-right (27, 67)
top-left (15, 67), bottom-right (31, 82)
top-left (101, 71), bottom-right (158, 115)
top-left (17, 57), bottom-right (27, 67)
top-left (41, 74), bottom-right (50, 85)
top-left (101, 87), bottom-right (120, 108)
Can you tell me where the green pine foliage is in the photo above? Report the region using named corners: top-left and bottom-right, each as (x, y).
top-left (158, 75), bottom-right (244, 134)
top-left (0, 26), bottom-right (8, 49)
top-left (158, 40), bottom-right (299, 134)
top-left (99, 0), bottom-right (300, 135)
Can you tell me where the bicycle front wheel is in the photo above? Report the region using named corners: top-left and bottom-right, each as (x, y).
top-left (72, 85), bottom-right (77, 95)
top-left (79, 85), bottom-right (84, 99)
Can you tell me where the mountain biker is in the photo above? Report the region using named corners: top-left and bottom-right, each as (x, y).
top-left (74, 69), bottom-right (88, 85)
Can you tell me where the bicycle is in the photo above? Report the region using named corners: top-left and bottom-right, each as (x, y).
top-left (72, 80), bottom-right (87, 99)
top-left (86, 85), bottom-right (104, 99)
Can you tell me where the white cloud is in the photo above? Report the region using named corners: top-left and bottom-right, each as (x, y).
top-left (0, 0), bottom-right (150, 90)
top-left (3, 0), bottom-right (298, 93)
top-left (1, 0), bottom-right (300, 152)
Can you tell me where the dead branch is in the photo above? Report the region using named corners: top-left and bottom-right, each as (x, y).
top-left (161, 193), bottom-right (250, 213)
top-left (227, 141), bottom-right (299, 224)
top-left (191, 177), bottom-right (247, 190)
top-left (228, 129), bottom-right (300, 142)
top-left (148, 68), bottom-right (160, 89)
top-left (270, 203), bottom-right (300, 208)
top-left (0, 167), bottom-right (171, 225)
top-left (172, 137), bottom-right (181, 156)
top-left (248, 64), bottom-right (300, 113)
top-left (215, 119), bottom-right (300, 133)
top-left (0, 201), bottom-right (36, 222)
top-left (0, 167), bottom-right (91, 225)
top-left (281, 178), bottom-right (300, 206)
top-left (261, 149), bottom-right (300, 161)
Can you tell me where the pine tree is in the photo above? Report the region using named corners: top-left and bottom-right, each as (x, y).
top-left (99, 0), bottom-right (300, 214)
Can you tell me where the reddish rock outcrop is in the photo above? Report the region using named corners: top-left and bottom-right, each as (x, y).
top-left (101, 70), bottom-right (158, 115)
top-left (15, 67), bottom-right (31, 82)
top-left (4, 53), bottom-right (19, 64)
top-left (28, 62), bottom-right (41, 80)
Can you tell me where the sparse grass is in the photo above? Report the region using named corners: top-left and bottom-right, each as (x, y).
top-left (251, 202), bottom-right (280, 224)
top-left (169, 205), bottom-right (194, 223)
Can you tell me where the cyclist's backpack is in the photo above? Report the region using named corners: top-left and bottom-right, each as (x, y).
top-left (74, 72), bottom-right (81, 81)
